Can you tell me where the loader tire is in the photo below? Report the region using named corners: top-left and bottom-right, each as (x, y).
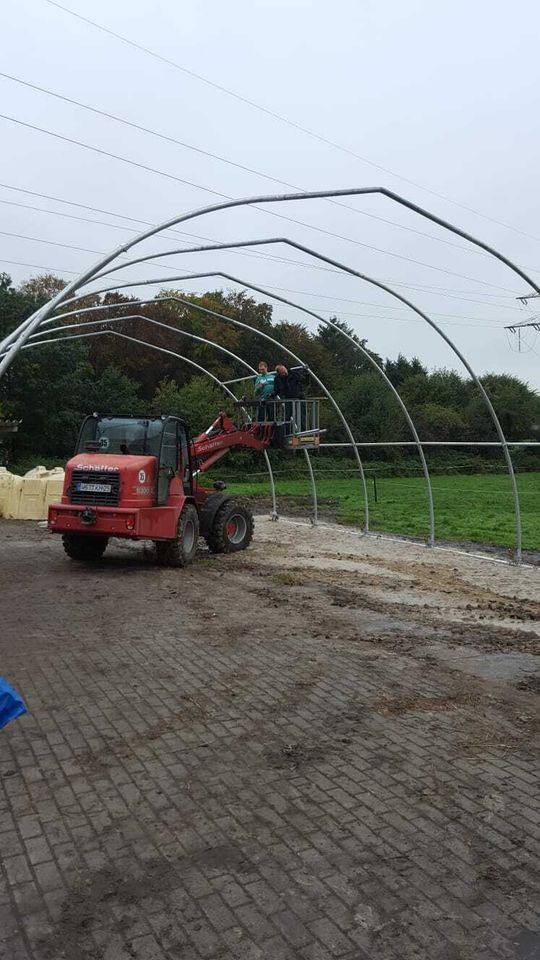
top-left (62, 534), bottom-right (108, 562)
top-left (155, 504), bottom-right (199, 568)
top-left (206, 500), bottom-right (254, 554)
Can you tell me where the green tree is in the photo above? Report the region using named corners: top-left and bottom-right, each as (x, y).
top-left (316, 317), bottom-right (382, 378)
top-left (385, 354), bottom-right (427, 387)
top-left (150, 378), bottom-right (185, 418)
top-left (464, 374), bottom-right (540, 441)
top-left (177, 377), bottom-right (225, 434)
top-left (412, 403), bottom-right (466, 441)
top-left (2, 341), bottom-right (92, 458)
top-left (83, 366), bottom-right (140, 415)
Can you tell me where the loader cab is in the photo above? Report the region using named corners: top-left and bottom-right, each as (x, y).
top-left (156, 416), bottom-right (193, 503)
top-left (76, 414), bottom-right (193, 503)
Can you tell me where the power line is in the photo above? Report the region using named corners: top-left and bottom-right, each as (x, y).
top-left (264, 284), bottom-right (507, 322)
top-left (0, 69), bottom-right (509, 262)
top-left (312, 308), bottom-right (500, 329)
top-left (0, 196), bottom-right (328, 272)
top-left (0, 229), bottom-right (272, 278)
top-left (0, 257), bottom-right (79, 275)
top-left (0, 113), bottom-right (521, 294)
top-left (1, 228), bottom-right (334, 281)
top-left (0, 181), bottom-right (173, 228)
top-left (0, 113), bottom-right (226, 199)
top-left (42, 0), bottom-right (540, 244)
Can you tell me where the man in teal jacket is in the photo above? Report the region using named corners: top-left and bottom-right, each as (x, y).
top-left (254, 360), bottom-right (275, 420)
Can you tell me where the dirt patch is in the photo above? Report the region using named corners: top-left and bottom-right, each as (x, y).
top-left (263, 741), bottom-right (325, 770)
top-left (516, 674), bottom-right (540, 694)
top-left (133, 698), bottom-right (211, 742)
top-left (373, 690), bottom-right (479, 716)
top-left (36, 859), bottom-right (181, 960)
top-left (455, 725), bottom-right (538, 758)
top-left (36, 844), bottom-right (253, 959)
top-left (75, 751), bottom-right (110, 777)
top-left (75, 696), bottom-right (212, 774)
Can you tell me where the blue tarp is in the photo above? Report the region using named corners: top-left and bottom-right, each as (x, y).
top-left (0, 677), bottom-right (27, 730)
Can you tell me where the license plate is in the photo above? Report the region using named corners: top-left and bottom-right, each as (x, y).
top-left (76, 482), bottom-right (112, 493)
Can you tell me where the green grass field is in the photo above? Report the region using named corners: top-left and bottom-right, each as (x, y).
top-left (223, 472), bottom-right (539, 551)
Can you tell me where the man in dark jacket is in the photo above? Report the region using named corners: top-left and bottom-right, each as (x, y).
top-left (272, 364), bottom-right (308, 428)
top-left (272, 364), bottom-right (289, 401)
top-left (273, 364), bottom-right (308, 399)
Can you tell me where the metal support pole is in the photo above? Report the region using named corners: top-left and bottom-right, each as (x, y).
top-left (320, 441), bottom-right (540, 447)
top-left (303, 448), bottom-right (318, 526)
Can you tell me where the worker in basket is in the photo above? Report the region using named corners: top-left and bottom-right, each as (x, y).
top-left (273, 364), bottom-right (309, 429)
top-left (253, 360), bottom-right (276, 421)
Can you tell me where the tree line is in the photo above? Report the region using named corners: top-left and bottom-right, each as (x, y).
top-left (0, 272), bottom-right (538, 471)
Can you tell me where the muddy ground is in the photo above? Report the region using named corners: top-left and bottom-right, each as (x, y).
top-left (0, 516), bottom-right (538, 960)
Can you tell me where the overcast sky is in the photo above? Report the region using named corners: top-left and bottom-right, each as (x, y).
top-left (2, 0), bottom-right (540, 388)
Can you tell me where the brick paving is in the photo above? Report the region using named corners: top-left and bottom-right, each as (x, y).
top-left (0, 521), bottom-right (539, 959)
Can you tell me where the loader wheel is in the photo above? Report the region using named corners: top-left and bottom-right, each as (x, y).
top-left (155, 504), bottom-right (199, 568)
top-left (62, 534), bottom-right (109, 562)
top-left (206, 500), bottom-right (254, 554)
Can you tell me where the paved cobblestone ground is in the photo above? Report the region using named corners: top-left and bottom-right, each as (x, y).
top-left (1, 519), bottom-right (539, 960)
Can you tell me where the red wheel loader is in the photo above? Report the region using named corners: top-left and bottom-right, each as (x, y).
top-left (47, 400), bottom-right (321, 566)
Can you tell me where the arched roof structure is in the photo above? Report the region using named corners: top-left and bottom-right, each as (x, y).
top-left (2, 187), bottom-right (536, 561)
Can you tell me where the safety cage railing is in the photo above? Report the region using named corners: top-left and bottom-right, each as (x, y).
top-left (235, 399), bottom-right (323, 450)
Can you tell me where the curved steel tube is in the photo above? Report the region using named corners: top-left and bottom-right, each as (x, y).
top-left (31, 311), bottom-right (262, 374)
top-left (2, 185), bottom-right (537, 365)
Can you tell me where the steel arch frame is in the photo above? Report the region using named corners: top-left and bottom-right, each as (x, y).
top-left (3, 186), bottom-right (538, 362)
top-left (1, 185), bottom-right (532, 560)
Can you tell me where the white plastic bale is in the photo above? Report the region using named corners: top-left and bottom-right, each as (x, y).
top-left (4, 474), bottom-right (23, 519)
top-left (0, 467), bottom-right (65, 520)
top-left (44, 471), bottom-right (65, 513)
top-left (16, 470), bottom-right (48, 520)
top-left (0, 467), bottom-right (14, 517)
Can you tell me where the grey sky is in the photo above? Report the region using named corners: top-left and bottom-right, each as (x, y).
top-left (2, 0), bottom-right (540, 387)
